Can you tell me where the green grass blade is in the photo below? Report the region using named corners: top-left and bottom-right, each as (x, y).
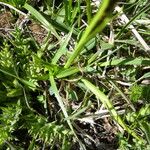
top-left (86, 0), bottom-right (92, 24)
top-left (140, 122), bottom-right (150, 144)
top-left (108, 79), bottom-right (135, 111)
top-left (0, 1), bottom-right (27, 16)
top-left (64, 0), bottom-right (117, 68)
top-left (66, 105), bottom-right (90, 120)
top-left (56, 67), bottom-right (79, 78)
top-left (88, 45), bottom-right (122, 66)
top-left (63, 0), bottom-right (70, 24)
top-left (0, 68), bottom-right (19, 79)
top-left (49, 74), bottom-right (69, 119)
top-left (41, 13), bottom-right (78, 37)
top-left (0, 68), bottom-right (36, 89)
top-left (23, 3), bottom-right (60, 40)
top-left (81, 78), bottom-right (144, 142)
top-left (133, 72), bottom-right (150, 84)
top-left (116, 3), bottom-right (150, 39)
top-left (99, 58), bottom-right (150, 66)
top-left (52, 28), bottom-right (73, 65)
top-left (49, 74), bottom-right (86, 149)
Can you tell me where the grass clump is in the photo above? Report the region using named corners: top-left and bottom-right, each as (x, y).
top-left (0, 0), bottom-right (150, 149)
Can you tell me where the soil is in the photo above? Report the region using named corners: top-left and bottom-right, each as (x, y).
top-left (0, 11), bottom-right (14, 28)
top-left (0, 11), bottom-right (47, 44)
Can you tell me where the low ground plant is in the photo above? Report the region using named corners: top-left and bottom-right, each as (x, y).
top-left (0, 0), bottom-right (150, 149)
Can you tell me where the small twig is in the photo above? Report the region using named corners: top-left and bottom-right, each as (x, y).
top-left (116, 80), bottom-right (132, 86)
top-left (78, 108), bottom-right (125, 123)
top-left (0, 28), bottom-right (14, 31)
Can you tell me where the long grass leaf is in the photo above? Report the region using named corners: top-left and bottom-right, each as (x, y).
top-left (108, 79), bottom-right (135, 111)
top-left (24, 3), bottom-right (60, 40)
top-left (99, 58), bottom-right (150, 66)
top-left (65, 0), bottom-right (117, 68)
top-left (81, 78), bottom-right (144, 142)
top-left (86, 0), bottom-right (92, 24)
top-left (0, 68), bottom-right (36, 89)
top-left (52, 28), bottom-right (73, 64)
top-left (0, 2), bottom-right (27, 16)
top-left (49, 75), bottom-right (69, 118)
top-left (116, 3), bottom-right (150, 39)
top-left (41, 13), bottom-right (78, 37)
top-left (49, 74), bottom-right (86, 149)
top-left (56, 67), bottom-right (79, 78)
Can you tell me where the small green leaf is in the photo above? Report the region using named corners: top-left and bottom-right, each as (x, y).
top-left (7, 88), bottom-right (22, 97)
top-left (21, 79), bottom-right (36, 89)
top-left (130, 84), bottom-right (142, 102)
top-left (100, 40), bottom-right (113, 50)
top-left (56, 67), bottom-right (79, 78)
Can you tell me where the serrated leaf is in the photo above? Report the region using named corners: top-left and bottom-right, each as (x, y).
top-left (7, 88), bottom-right (22, 97)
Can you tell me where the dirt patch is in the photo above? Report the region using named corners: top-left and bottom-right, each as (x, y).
top-left (28, 22), bottom-right (47, 44)
top-left (0, 11), bottom-right (14, 28)
top-left (0, 10), bottom-right (47, 44)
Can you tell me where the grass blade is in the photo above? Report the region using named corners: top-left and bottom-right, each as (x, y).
top-left (99, 58), bottom-right (150, 66)
top-left (116, 3), bottom-right (150, 39)
top-left (0, 68), bottom-right (36, 89)
top-left (81, 78), bottom-right (144, 142)
top-left (0, 2), bottom-right (27, 16)
top-left (24, 3), bottom-right (60, 40)
top-left (49, 74), bottom-right (69, 119)
top-left (65, 0), bottom-right (117, 68)
top-left (52, 28), bottom-right (73, 65)
top-left (56, 67), bottom-right (79, 78)
top-left (86, 0), bottom-right (92, 24)
top-left (49, 74), bottom-right (86, 149)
